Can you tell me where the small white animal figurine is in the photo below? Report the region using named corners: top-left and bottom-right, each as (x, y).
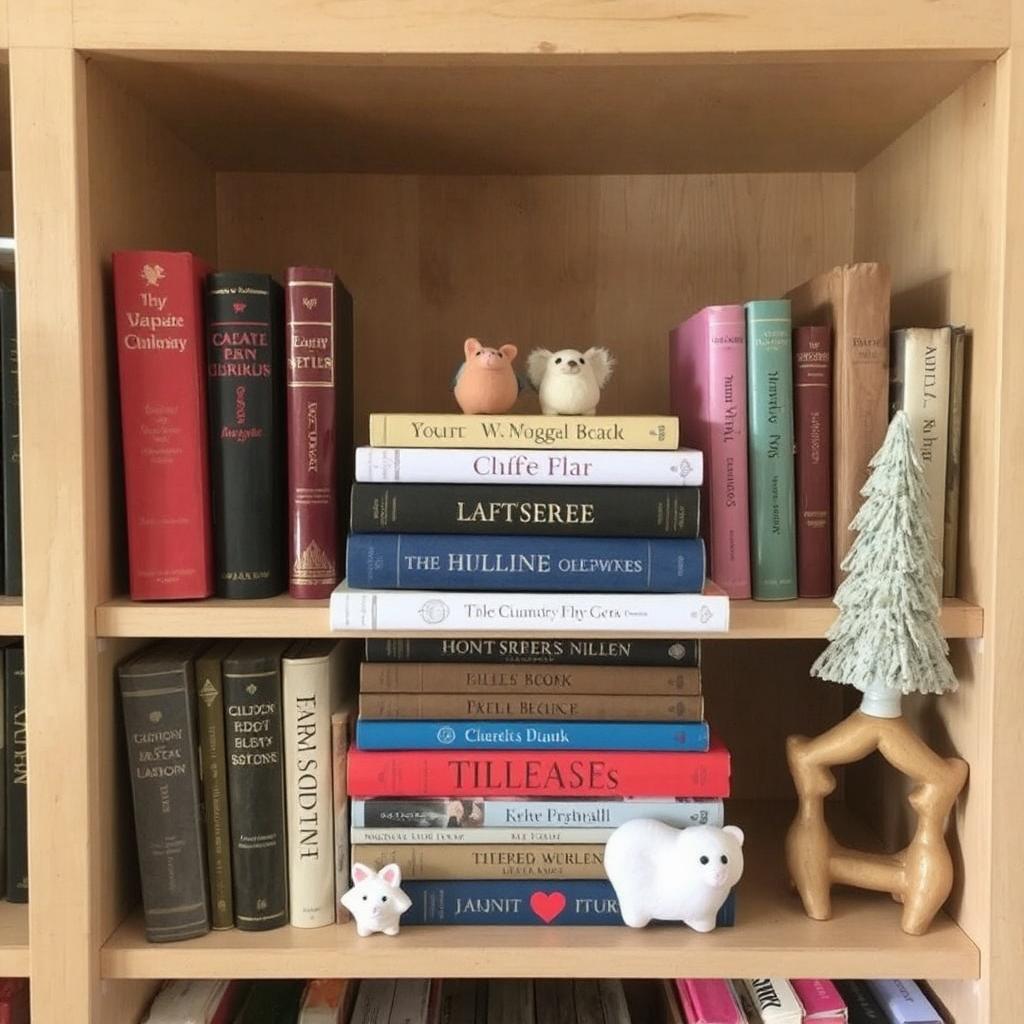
top-left (603, 820), bottom-right (744, 932)
top-left (340, 862), bottom-right (412, 937)
top-left (526, 346), bottom-right (615, 415)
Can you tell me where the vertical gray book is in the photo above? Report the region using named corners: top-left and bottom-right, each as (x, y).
top-left (943, 327), bottom-right (969, 596)
top-left (4, 643), bottom-right (26, 902)
top-left (223, 639), bottom-right (290, 931)
top-left (118, 641), bottom-right (210, 941)
top-left (0, 284), bottom-right (19, 596)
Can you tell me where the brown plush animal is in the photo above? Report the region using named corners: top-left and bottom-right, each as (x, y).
top-left (452, 337), bottom-right (523, 414)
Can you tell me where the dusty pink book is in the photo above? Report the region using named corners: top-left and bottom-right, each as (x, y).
top-left (669, 306), bottom-right (751, 598)
top-left (676, 979), bottom-right (747, 1024)
top-left (791, 979), bottom-right (847, 1021)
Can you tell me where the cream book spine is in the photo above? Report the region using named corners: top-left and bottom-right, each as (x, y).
top-left (283, 640), bottom-right (343, 928)
top-left (368, 413), bottom-right (679, 450)
top-left (740, 979), bottom-right (804, 1024)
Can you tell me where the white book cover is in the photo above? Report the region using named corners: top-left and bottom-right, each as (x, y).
top-left (283, 640), bottom-right (343, 928)
top-left (891, 327), bottom-right (952, 564)
top-left (330, 584), bottom-right (729, 634)
top-left (142, 980), bottom-right (229, 1023)
top-left (355, 446), bottom-right (703, 486)
top-left (350, 826), bottom-right (616, 844)
top-left (741, 979), bottom-right (804, 1024)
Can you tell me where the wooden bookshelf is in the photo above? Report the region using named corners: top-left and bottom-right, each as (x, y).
top-left (100, 802), bottom-right (979, 982)
top-left (8, 1), bottom-right (1024, 1022)
top-left (95, 595), bottom-right (984, 641)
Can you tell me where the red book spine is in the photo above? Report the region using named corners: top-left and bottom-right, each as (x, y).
top-left (347, 740), bottom-right (730, 798)
top-left (793, 326), bottom-right (833, 598)
top-left (0, 978), bottom-right (30, 1024)
top-left (113, 250), bottom-right (214, 599)
top-left (211, 980), bottom-right (247, 1024)
top-left (286, 267), bottom-right (340, 599)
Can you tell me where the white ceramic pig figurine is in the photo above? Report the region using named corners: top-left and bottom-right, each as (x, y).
top-left (340, 862), bottom-right (412, 936)
top-left (603, 820), bottom-right (744, 931)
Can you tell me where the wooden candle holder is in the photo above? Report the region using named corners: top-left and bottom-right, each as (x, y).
top-left (786, 709), bottom-right (968, 935)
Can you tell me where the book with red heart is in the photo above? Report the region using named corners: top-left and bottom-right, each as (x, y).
top-left (346, 738), bottom-right (730, 797)
top-left (400, 879), bottom-right (735, 926)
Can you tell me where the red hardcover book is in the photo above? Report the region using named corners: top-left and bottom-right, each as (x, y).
top-left (113, 250), bottom-right (214, 599)
top-left (0, 978), bottom-right (29, 1024)
top-left (286, 267), bottom-right (353, 599)
top-left (793, 326), bottom-right (833, 598)
top-left (347, 736), bottom-right (730, 798)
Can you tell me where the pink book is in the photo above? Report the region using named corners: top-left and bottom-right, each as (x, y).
top-left (791, 980), bottom-right (847, 1021)
top-left (669, 306), bottom-right (751, 597)
top-left (676, 979), bottom-right (747, 1024)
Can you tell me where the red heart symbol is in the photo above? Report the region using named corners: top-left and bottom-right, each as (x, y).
top-left (529, 891), bottom-right (566, 924)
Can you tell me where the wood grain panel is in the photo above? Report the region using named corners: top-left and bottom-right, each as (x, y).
top-left (217, 171), bottom-right (854, 443)
top-left (90, 55), bottom-right (984, 175)
top-left (72, 0), bottom-right (1007, 56)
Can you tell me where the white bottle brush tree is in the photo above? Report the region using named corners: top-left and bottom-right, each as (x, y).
top-left (811, 410), bottom-right (958, 718)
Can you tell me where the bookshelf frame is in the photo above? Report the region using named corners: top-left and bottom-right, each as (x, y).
top-left (4, 1), bottom-right (1024, 1021)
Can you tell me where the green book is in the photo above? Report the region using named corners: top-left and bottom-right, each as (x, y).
top-left (745, 299), bottom-right (797, 599)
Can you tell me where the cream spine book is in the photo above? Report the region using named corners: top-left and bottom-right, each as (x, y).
top-left (740, 979), bottom-right (804, 1024)
top-left (283, 640), bottom-right (343, 928)
top-left (330, 584), bottom-right (729, 634)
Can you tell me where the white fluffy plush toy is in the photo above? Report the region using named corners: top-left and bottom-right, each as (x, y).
top-left (526, 347), bottom-right (615, 415)
top-left (603, 820), bottom-right (744, 931)
top-left (340, 862), bottom-right (412, 936)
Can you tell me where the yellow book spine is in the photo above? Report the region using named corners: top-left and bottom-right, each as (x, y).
top-left (351, 843), bottom-right (607, 880)
top-left (368, 414), bottom-right (679, 450)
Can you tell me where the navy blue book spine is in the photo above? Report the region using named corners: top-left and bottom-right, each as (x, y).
top-left (346, 535), bottom-right (706, 593)
top-left (355, 719), bottom-right (710, 751)
top-left (402, 879), bottom-right (735, 926)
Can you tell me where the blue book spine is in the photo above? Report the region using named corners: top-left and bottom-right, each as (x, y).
top-left (402, 879), bottom-right (735, 926)
top-left (346, 534), bottom-right (706, 593)
top-left (355, 719), bottom-right (710, 752)
top-left (745, 298), bottom-right (797, 599)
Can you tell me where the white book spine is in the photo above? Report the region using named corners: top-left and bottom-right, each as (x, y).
top-left (742, 979), bottom-right (804, 1024)
top-left (283, 643), bottom-right (343, 928)
top-left (892, 327), bottom-right (951, 564)
top-left (355, 446), bottom-right (703, 487)
top-left (350, 826), bottom-right (616, 844)
top-left (330, 585), bottom-right (729, 634)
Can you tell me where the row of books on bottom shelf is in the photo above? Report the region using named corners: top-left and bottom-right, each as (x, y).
top-left (138, 977), bottom-right (945, 1024)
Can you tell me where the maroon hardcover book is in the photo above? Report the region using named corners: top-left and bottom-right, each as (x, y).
top-left (0, 978), bottom-right (29, 1024)
top-left (793, 326), bottom-right (832, 597)
top-left (286, 267), bottom-right (353, 599)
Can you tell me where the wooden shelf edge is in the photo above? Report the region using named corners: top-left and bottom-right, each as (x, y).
top-left (99, 803), bottom-right (979, 981)
top-left (94, 596), bottom-right (983, 641)
top-left (0, 597), bottom-right (24, 637)
top-left (0, 902), bottom-right (30, 977)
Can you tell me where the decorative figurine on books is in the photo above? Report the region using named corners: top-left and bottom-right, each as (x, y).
top-left (340, 862), bottom-right (412, 937)
top-left (786, 411), bottom-right (968, 936)
top-left (526, 346), bottom-right (615, 415)
top-left (452, 337), bottom-right (525, 414)
top-left (603, 820), bottom-right (744, 931)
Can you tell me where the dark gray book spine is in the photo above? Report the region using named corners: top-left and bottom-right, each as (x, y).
top-left (206, 273), bottom-right (285, 598)
top-left (365, 637), bottom-right (701, 668)
top-left (5, 645), bottom-right (26, 902)
top-left (224, 642), bottom-right (288, 931)
top-left (350, 483), bottom-right (700, 538)
top-left (0, 286), bottom-right (19, 596)
top-left (0, 646), bottom-right (7, 897)
top-left (118, 646), bottom-right (210, 941)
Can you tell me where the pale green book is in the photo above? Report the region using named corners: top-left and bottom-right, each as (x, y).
top-left (745, 299), bottom-right (797, 599)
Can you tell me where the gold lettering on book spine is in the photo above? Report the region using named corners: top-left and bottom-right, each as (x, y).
top-left (293, 540), bottom-right (335, 583)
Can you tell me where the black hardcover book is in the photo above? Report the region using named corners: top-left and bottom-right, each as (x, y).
top-left (350, 483), bottom-right (700, 538)
top-left (0, 285), bottom-right (20, 596)
top-left (118, 641), bottom-right (210, 940)
top-left (833, 980), bottom-right (889, 1023)
top-left (223, 640), bottom-right (290, 931)
top-left (365, 637), bottom-right (701, 668)
top-left (3, 644), bottom-right (23, 902)
top-left (205, 273), bottom-right (285, 598)
top-left (0, 644), bottom-right (7, 898)
top-left (234, 980), bottom-right (305, 1024)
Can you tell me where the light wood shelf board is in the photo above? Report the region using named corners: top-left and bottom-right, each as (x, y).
top-left (0, 597), bottom-right (22, 636)
top-left (87, 54), bottom-right (987, 174)
top-left (0, 902), bottom-right (29, 977)
top-left (99, 802), bottom-right (978, 980)
top-left (94, 596), bottom-right (982, 640)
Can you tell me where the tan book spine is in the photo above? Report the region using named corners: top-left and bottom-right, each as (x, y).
top-left (359, 662), bottom-right (701, 696)
top-left (357, 692), bottom-right (704, 722)
top-left (351, 843), bottom-right (606, 880)
top-left (331, 707), bottom-right (353, 924)
top-left (368, 414), bottom-right (679, 450)
top-left (788, 262), bottom-right (890, 585)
